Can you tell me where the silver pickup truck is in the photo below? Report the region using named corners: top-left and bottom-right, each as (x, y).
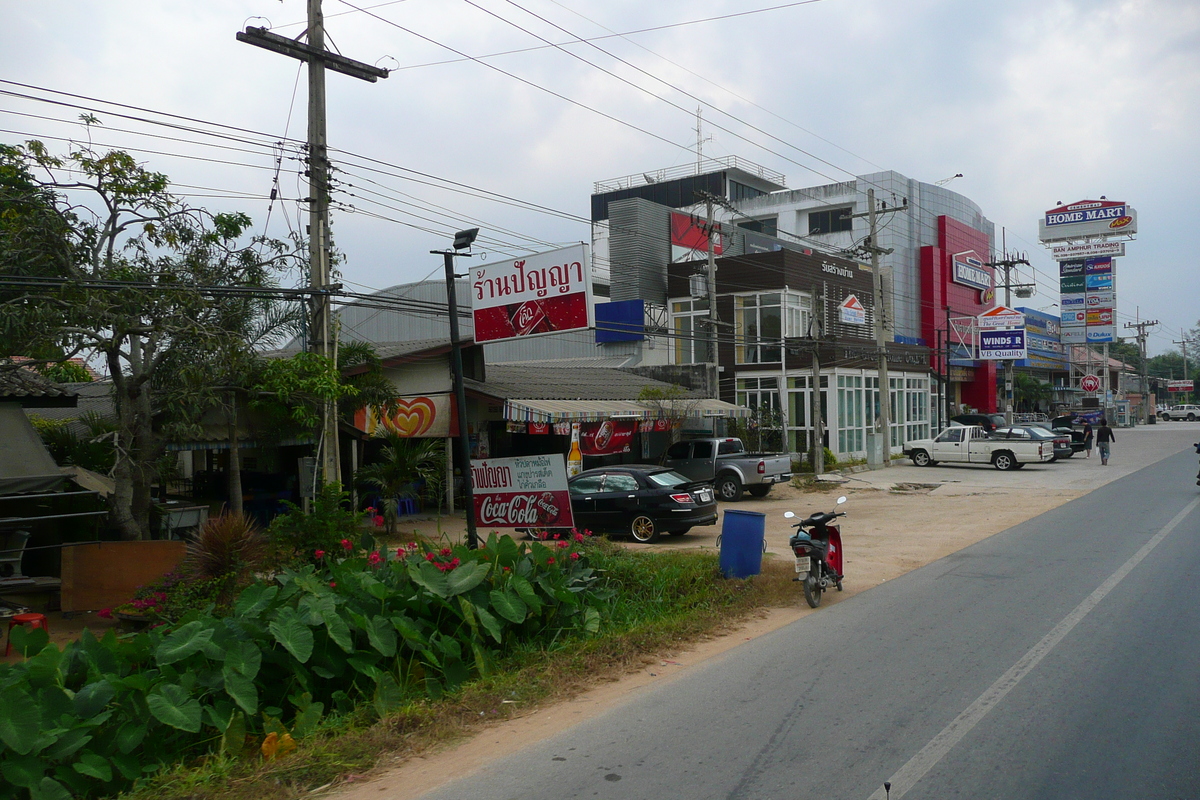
top-left (664, 438), bottom-right (793, 501)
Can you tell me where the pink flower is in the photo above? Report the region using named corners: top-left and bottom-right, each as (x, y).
top-left (502, 566), bottom-right (511, 573)
top-left (340, 538), bottom-right (353, 551)
top-left (440, 547), bottom-right (452, 556)
top-left (373, 515), bottom-right (384, 527)
top-left (329, 582), bottom-right (337, 589)
top-left (573, 532), bottom-right (584, 543)
top-left (98, 608), bottom-right (112, 619)
top-left (556, 540), bottom-right (569, 549)
top-left (368, 551), bottom-right (383, 566)
top-left (569, 552), bottom-right (581, 561)
top-left (366, 506), bottom-right (376, 513)
top-left (406, 541), bottom-right (419, 551)
top-left (546, 557), bottom-right (556, 565)
top-left (314, 549), bottom-right (326, 560)
top-left (425, 552), bottom-right (437, 562)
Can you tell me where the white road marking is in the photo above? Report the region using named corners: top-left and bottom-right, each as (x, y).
top-left (868, 496), bottom-right (1200, 800)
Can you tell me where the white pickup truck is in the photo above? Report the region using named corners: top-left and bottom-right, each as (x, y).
top-left (903, 425), bottom-right (1054, 471)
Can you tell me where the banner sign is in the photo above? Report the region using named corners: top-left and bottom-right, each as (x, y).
top-left (1051, 241), bottom-right (1126, 260)
top-left (1086, 308), bottom-right (1114, 326)
top-left (1168, 380), bottom-right (1193, 392)
top-left (1086, 272), bottom-right (1113, 291)
top-left (670, 211), bottom-right (723, 263)
top-left (1086, 291), bottom-right (1114, 307)
top-left (579, 419), bottom-right (636, 455)
top-left (979, 329), bottom-right (1027, 360)
top-left (1039, 199), bottom-right (1136, 242)
top-left (1060, 274), bottom-right (1085, 293)
top-left (1086, 326), bottom-right (1115, 343)
top-left (1059, 260), bottom-right (1085, 277)
top-left (1085, 257), bottom-right (1113, 274)
top-left (978, 305), bottom-right (1025, 330)
top-left (951, 250), bottom-right (992, 290)
top-left (471, 454), bottom-right (574, 529)
top-left (838, 294), bottom-right (866, 325)
top-left (1061, 328), bottom-right (1086, 344)
top-left (472, 244), bottom-right (592, 343)
top-left (355, 395), bottom-right (452, 438)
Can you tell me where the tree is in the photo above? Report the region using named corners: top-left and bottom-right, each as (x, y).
top-left (1012, 372), bottom-right (1053, 412)
top-left (0, 141), bottom-right (302, 539)
top-left (637, 383), bottom-right (702, 444)
top-left (356, 431), bottom-right (446, 537)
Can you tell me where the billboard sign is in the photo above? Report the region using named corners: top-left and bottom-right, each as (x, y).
top-left (978, 305), bottom-right (1026, 330)
top-left (670, 211), bottom-right (723, 263)
top-left (979, 328), bottom-right (1027, 360)
top-left (1086, 291), bottom-right (1114, 307)
top-left (1168, 380), bottom-right (1193, 392)
top-left (1050, 241), bottom-right (1126, 260)
top-left (1085, 257), bottom-right (1113, 274)
top-left (471, 454), bottom-right (574, 529)
top-left (472, 244), bottom-right (592, 344)
top-left (1061, 328), bottom-right (1086, 344)
top-left (839, 294), bottom-right (866, 325)
top-left (1039, 199), bottom-right (1137, 242)
top-left (1086, 272), bottom-right (1113, 291)
top-left (1060, 274), bottom-right (1085, 293)
top-left (1059, 260), bottom-right (1085, 277)
top-left (951, 250), bottom-right (992, 290)
top-left (1086, 326), bottom-right (1115, 343)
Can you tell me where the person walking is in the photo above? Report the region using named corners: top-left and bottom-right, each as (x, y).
top-left (1082, 420), bottom-right (1094, 458)
top-left (1096, 418), bottom-right (1115, 466)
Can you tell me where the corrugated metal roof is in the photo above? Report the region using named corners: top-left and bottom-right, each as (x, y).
top-left (503, 397), bottom-right (750, 422)
top-left (468, 364), bottom-right (708, 401)
top-left (0, 364), bottom-right (78, 407)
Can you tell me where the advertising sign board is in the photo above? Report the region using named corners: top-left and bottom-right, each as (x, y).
top-left (838, 294), bottom-right (866, 325)
top-left (670, 211), bottom-right (723, 263)
top-left (1039, 199), bottom-right (1137, 242)
top-left (1050, 241), bottom-right (1126, 260)
top-left (978, 305), bottom-right (1025, 330)
top-left (1080, 374), bottom-right (1100, 393)
top-left (979, 329), bottom-right (1027, 360)
top-left (1059, 260), bottom-right (1085, 276)
top-left (1061, 328), bottom-right (1086, 344)
top-left (579, 419), bottom-right (636, 455)
top-left (951, 250), bottom-right (992, 290)
top-left (1060, 274), bottom-right (1085, 293)
top-left (471, 454), bottom-right (574, 529)
top-left (1086, 308), bottom-right (1114, 326)
top-left (1086, 272), bottom-right (1113, 291)
top-left (1085, 257), bottom-right (1113, 274)
top-left (1168, 380), bottom-right (1193, 392)
top-left (471, 244), bottom-right (592, 343)
top-left (1086, 326), bottom-right (1115, 343)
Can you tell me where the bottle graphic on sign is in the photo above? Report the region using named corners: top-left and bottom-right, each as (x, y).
top-left (567, 423), bottom-right (583, 477)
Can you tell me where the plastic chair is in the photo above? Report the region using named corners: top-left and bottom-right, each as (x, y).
top-left (5, 612), bottom-right (48, 656)
top-left (396, 497), bottom-right (418, 517)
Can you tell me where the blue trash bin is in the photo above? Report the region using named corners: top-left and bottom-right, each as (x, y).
top-left (719, 509), bottom-right (766, 579)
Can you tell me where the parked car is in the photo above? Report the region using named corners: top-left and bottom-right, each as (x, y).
top-left (993, 425), bottom-right (1073, 461)
top-left (1028, 420), bottom-right (1085, 454)
top-left (949, 413), bottom-right (1006, 433)
top-left (565, 465), bottom-right (718, 543)
top-left (663, 437), bottom-right (792, 502)
top-left (903, 425), bottom-right (1054, 470)
top-left (1161, 405), bottom-right (1200, 421)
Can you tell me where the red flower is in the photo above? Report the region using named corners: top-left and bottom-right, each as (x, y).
top-left (573, 532), bottom-right (584, 543)
top-left (556, 540), bottom-right (569, 549)
top-left (329, 582), bottom-right (337, 589)
top-left (406, 541), bottom-right (419, 551)
top-left (368, 551), bottom-right (383, 566)
top-left (546, 557), bottom-right (556, 565)
top-left (314, 549), bottom-right (326, 560)
top-left (440, 547), bottom-right (452, 556)
top-left (502, 566), bottom-right (511, 573)
top-left (569, 552), bottom-right (581, 561)
top-left (373, 515), bottom-right (385, 527)
top-left (340, 538), bottom-right (353, 551)
top-left (98, 608), bottom-right (112, 620)
top-left (425, 552), bottom-right (437, 562)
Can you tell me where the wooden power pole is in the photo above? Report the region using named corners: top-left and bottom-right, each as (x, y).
top-left (239, 2), bottom-right (388, 487)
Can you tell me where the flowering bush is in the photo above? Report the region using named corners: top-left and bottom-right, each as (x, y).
top-left (0, 531), bottom-right (610, 799)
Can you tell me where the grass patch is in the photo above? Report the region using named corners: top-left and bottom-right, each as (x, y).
top-left (116, 540), bottom-right (799, 800)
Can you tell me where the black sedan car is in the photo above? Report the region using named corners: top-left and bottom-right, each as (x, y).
top-left (567, 466), bottom-right (718, 543)
top-left (1030, 420), bottom-right (1085, 454)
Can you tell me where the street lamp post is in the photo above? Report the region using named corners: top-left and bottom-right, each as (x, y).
top-left (434, 228), bottom-right (481, 550)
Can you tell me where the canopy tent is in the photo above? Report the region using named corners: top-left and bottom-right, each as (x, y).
top-left (0, 403), bottom-right (65, 495)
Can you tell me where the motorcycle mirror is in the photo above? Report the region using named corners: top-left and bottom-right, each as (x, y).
top-left (783, 511), bottom-right (796, 519)
top-left (836, 496), bottom-right (847, 505)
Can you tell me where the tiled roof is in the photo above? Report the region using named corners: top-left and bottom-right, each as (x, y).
top-left (0, 363), bottom-right (78, 406)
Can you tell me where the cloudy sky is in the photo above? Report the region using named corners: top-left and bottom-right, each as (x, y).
top-left (3, 0), bottom-right (1197, 355)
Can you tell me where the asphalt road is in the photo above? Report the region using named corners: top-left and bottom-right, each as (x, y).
top-left (414, 445), bottom-right (1200, 800)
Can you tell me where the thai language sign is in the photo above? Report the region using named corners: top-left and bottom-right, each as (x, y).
top-left (580, 419), bottom-right (636, 455)
top-left (472, 244), bottom-right (592, 343)
top-left (471, 454), bottom-right (574, 529)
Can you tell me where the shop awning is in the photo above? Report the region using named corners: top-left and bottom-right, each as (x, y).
top-left (503, 397), bottom-right (751, 423)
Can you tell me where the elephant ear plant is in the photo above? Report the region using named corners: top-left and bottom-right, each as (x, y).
top-left (0, 531), bottom-right (606, 799)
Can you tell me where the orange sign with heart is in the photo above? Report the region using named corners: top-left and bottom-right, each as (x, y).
top-left (381, 397), bottom-right (438, 437)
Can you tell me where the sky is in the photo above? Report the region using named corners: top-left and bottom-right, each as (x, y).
top-left (2, 0), bottom-right (1197, 356)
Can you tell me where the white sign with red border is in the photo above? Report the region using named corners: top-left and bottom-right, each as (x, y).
top-left (471, 454), bottom-right (575, 529)
top-left (978, 305), bottom-right (1026, 330)
top-left (1167, 380), bottom-right (1193, 392)
top-left (838, 294), bottom-right (866, 325)
top-left (471, 244), bottom-right (593, 344)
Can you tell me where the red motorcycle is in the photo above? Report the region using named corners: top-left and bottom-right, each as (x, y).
top-left (784, 495), bottom-right (846, 608)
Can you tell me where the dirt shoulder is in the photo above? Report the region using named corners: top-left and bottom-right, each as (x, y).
top-left (334, 422), bottom-right (1200, 800)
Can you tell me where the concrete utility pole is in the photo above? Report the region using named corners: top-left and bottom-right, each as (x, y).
top-left (705, 196), bottom-right (719, 368)
top-left (852, 190), bottom-right (907, 466)
top-left (238, 2), bottom-right (388, 488)
top-left (1126, 318), bottom-right (1159, 423)
top-left (986, 250), bottom-right (1033, 425)
top-left (810, 283), bottom-right (825, 476)
top-left (1172, 337), bottom-right (1190, 402)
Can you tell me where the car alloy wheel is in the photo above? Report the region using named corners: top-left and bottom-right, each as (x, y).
top-left (630, 515), bottom-right (660, 543)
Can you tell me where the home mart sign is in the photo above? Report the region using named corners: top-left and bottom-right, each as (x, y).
top-left (951, 251), bottom-right (991, 290)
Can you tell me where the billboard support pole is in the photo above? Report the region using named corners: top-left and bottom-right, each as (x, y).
top-left (435, 229), bottom-right (481, 550)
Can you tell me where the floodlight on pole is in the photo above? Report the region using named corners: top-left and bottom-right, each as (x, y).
top-left (453, 228), bottom-right (479, 251)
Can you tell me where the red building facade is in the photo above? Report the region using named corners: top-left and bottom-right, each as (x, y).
top-left (920, 216), bottom-right (998, 413)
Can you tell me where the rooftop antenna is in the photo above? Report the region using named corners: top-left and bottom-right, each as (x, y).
top-left (695, 106), bottom-right (712, 174)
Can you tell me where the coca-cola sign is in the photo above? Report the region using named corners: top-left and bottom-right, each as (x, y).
top-left (471, 454), bottom-right (574, 529)
top-left (580, 419), bottom-right (636, 455)
top-left (471, 244), bottom-right (592, 344)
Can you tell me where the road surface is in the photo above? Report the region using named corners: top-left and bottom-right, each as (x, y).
top-left (410, 446), bottom-right (1200, 800)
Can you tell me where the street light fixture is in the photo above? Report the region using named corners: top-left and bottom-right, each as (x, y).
top-left (434, 229), bottom-right (481, 549)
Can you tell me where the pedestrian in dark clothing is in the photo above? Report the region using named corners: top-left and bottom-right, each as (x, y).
top-left (1082, 421), bottom-right (1094, 458)
top-left (1096, 418), bottom-right (1115, 465)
